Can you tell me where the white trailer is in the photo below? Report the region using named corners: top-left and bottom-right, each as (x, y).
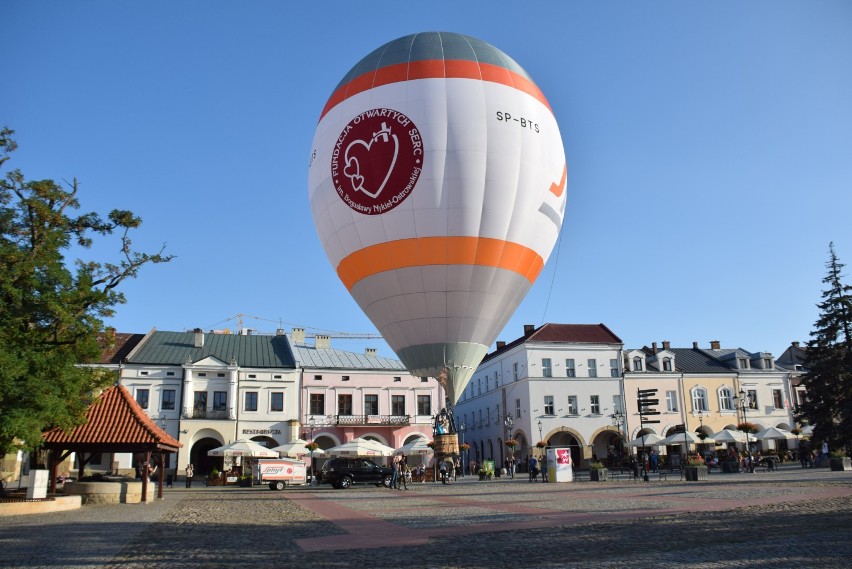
top-left (256, 458), bottom-right (307, 490)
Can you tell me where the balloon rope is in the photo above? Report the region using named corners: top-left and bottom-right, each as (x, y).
top-left (540, 225), bottom-right (565, 325)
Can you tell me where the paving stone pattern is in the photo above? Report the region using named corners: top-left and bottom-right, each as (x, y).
top-left (0, 465), bottom-right (850, 568)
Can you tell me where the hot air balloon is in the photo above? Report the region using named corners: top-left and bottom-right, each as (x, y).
top-left (308, 32), bottom-right (567, 408)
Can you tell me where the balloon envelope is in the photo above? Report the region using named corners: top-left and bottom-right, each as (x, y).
top-left (308, 32), bottom-right (567, 404)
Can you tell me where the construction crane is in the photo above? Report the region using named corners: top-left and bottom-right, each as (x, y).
top-left (204, 314), bottom-right (383, 340)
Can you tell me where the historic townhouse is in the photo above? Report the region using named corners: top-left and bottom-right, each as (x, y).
top-left (454, 323), bottom-right (625, 469)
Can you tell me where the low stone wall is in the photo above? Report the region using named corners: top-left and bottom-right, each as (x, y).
top-left (0, 495), bottom-right (82, 516)
top-left (63, 480), bottom-right (143, 504)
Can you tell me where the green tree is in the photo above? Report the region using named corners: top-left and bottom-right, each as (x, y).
top-left (0, 127), bottom-right (173, 453)
top-left (797, 243), bottom-right (852, 450)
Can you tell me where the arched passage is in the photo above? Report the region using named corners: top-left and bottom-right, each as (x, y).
top-left (546, 428), bottom-right (585, 467)
top-left (190, 437), bottom-right (223, 476)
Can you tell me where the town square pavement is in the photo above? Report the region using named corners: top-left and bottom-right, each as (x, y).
top-left (1, 463), bottom-right (850, 568)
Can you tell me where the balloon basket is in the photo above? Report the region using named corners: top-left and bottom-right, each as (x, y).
top-left (433, 434), bottom-right (459, 457)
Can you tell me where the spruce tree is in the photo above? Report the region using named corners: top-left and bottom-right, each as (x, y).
top-left (798, 243), bottom-right (852, 450)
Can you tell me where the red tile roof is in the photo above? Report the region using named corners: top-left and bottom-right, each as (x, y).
top-left (42, 384), bottom-right (181, 452)
top-left (483, 323), bottom-right (622, 362)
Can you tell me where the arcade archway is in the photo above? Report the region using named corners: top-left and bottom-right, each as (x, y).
top-left (190, 437), bottom-right (222, 475)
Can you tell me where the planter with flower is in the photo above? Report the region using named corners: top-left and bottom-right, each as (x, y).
top-left (684, 455), bottom-right (708, 481)
top-left (737, 422), bottom-right (760, 435)
top-left (305, 442), bottom-right (320, 453)
top-left (589, 461), bottom-right (608, 482)
top-left (458, 442), bottom-right (470, 452)
top-left (478, 461), bottom-right (495, 481)
top-left (828, 450), bottom-right (851, 471)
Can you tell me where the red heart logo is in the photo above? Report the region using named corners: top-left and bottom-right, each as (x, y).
top-left (343, 122), bottom-right (398, 199)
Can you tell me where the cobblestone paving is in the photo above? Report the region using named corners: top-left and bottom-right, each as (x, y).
top-left (0, 466), bottom-right (849, 568)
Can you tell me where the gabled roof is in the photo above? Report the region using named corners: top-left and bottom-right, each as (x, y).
top-left (289, 337), bottom-right (407, 370)
top-left (667, 348), bottom-right (737, 374)
top-left (128, 331), bottom-right (297, 368)
top-left (483, 323), bottom-right (622, 362)
top-left (98, 332), bottom-right (146, 364)
top-left (42, 384), bottom-right (181, 452)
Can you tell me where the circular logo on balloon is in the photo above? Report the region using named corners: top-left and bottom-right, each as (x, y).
top-left (331, 108), bottom-right (423, 215)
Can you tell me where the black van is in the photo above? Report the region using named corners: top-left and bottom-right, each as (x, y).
top-left (319, 458), bottom-right (393, 489)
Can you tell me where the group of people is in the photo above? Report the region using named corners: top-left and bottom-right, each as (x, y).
top-left (527, 455), bottom-right (548, 482)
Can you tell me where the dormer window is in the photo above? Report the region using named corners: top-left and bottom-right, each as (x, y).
top-left (662, 357), bottom-right (672, 372)
top-left (738, 358), bottom-right (749, 369)
top-left (763, 358), bottom-right (772, 369)
top-left (632, 356), bottom-right (643, 372)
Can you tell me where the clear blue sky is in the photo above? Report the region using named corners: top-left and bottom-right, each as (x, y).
top-left (4, 1), bottom-right (851, 358)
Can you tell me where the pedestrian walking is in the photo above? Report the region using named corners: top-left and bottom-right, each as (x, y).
top-left (185, 464), bottom-right (194, 488)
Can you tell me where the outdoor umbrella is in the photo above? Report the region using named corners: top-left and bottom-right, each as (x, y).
top-left (711, 429), bottom-right (749, 444)
top-left (626, 433), bottom-right (664, 447)
top-left (207, 439), bottom-right (280, 458)
top-left (659, 431), bottom-right (713, 446)
top-left (755, 427), bottom-right (796, 441)
top-left (326, 437), bottom-right (395, 457)
top-left (395, 438), bottom-right (434, 456)
top-left (270, 439), bottom-right (327, 459)
top-left (801, 425), bottom-right (815, 436)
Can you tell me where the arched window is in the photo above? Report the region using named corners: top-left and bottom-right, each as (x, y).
top-left (718, 387), bottom-right (734, 411)
top-left (692, 387), bottom-right (709, 412)
top-left (632, 356), bottom-right (643, 371)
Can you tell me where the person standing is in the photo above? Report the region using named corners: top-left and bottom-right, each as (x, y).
top-left (650, 450), bottom-right (659, 473)
top-left (528, 456), bottom-right (538, 482)
top-left (185, 464), bottom-right (194, 488)
top-left (391, 454), bottom-right (401, 490)
top-left (540, 455), bottom-right (548, 482)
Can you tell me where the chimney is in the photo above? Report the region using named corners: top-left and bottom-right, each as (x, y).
top-left (662, 340), bottom-right (670, 350)
top-left (496, 341), bottom-right (506, 350)
top-left (693, 341), bottom-right (699, 349)
top-left (193, 328), bottom-right (204, 348)
top-left (365, 348), bottom-right (377, 357)
top-left (292, 328), bottom-right (305, 344)
top-left (792, 341), bottom-right (800, 348)
top-left (651, 342), bottom-right (658, 353)
top-left (523, 324), bottom-right (535, 336)
top-left (315, 335), bottom-right (330, 349)
top-left (276, 328), bottom-right (285, 336)
top-left (710, 340), bottom-right (721, 350)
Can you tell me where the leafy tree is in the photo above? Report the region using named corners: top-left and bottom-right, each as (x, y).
top-left (797, 243), bottom-right (852, 450)
top-left (0, 127), bottom-right (173, 453)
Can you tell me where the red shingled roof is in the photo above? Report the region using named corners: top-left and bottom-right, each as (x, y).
top-left (527, 323), bottom-right (622, 344)
top-left (42, 384), bottom-right (181, 452)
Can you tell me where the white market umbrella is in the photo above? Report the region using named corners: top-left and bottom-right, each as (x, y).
top-left (711, 429), bottom-right (749, 444)
top-left (801, 425), bottom-right (815, 436)
top-left (270, 439), bottom-right (327, 459)
top-left (659, 431), bottom-right (713, 446)
top-left (626, 433), bottom-right (664, 447)
top-left (396, 438), bottom-right (434, 456)
top-left (207, 439), bottom-right (280, 458)
top-left (755, 427), bottom-right (796, 441)
top-left (326, 437), bottom-right (395, 457)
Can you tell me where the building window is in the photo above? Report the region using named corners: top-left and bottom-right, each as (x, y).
top-left (193, 391), bottom-right (207, 414)
top-left (633, 356), bottom-right (643, 371)
top-left (764, 358), bottom-right (773, 369)
top-left (567, 395), bottom-right (578, 415)
top-left (610, 359), bottom-right (619, 377)
top-left (364, 394), bottom-right (379, 415)
top-left (392, 395), bottom-right (406, 416)
top-left (666, 390), bottom-right (678, 412)
top-left (393, 376), bottom-right (401, 382)
top-left (244, 392), bottom-right (258, 412)
top-left (166, 371), bottom-right (175, 376)
top-left (542, 358), bottom-right (552, 378)
top-left (247, 374), bottom-right (257, 379)
top-left (613, 394), bottom-right (623, 414)
top-left (421, 376), bottom-right (428, 382)
top-left (136, 389), bottom-right (149, 410)
top-left (544, 395), bottom-right (555, 415)
top-left (515, 398), bottom-right (521, 418)
top-left (566, 359), bottom-right (575, 377)
top-left (338, 394), bottom-right (353, 415)
top-left (692, 388), bottom-right (708, 412)
top-left (314, 375), bottom-right (322, 381)
top-left (198, 373), bottom-right (206, 377)
top-left (309, 393), bottom-right (325, 415)
top-left (141, 371), bottom-right (148, 376)
top-left (747, 389), bottom-right (758, 409)
top-left (795, 389), bottom-right (806, 408)
top-left (477, 378), bottom-right (481, 395)
top-left (513, 362), bottom-right (519, 380)
top-left (662, 357), bottom-right (672, 372)
top-left (274, 375), bottom-right (282, 379)
top-left (342, 375), bottom-right (350, 381)
top-left (494, 371), bottom-right (499, 387)
top-left (213, 391), bottom-right (227, 411)
top-left (772, 389), bottom-right (783, 409)
top-left (270, 392), bottom-right (284, 412)
top-left (590, 395), bottom-right (600, 415)
top-left (486, 407), bottom-right (491, 425)
top-left (161, 389), bottom-right (175, 410)
top-left (738, 358), bottom-right (749, 369)
top-left (588, 359), bottom-right (597, 378)
top-left (719, 388), bottom-right (734, 411)
top-left (218, 373), bottom-right (225, 377)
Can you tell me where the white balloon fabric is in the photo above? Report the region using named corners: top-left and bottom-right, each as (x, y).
top-left (308, 32), bottom-right (567, 404)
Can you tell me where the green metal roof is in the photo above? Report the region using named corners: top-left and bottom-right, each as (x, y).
top-left (128, 331), bottom-right (296, 368)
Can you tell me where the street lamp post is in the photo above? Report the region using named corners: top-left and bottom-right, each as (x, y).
top-left (538, 420), bottom-right (544, 454)
top-left (697, 409), bottom-right (705, 454)
top-left (610, 411), bottom-right (625, 466)
top-left (308, 417), bottom-right (316, 485)
top-left (504, 415), bottom-right (514, 478)
top-left (459, 422), bottom-right (467, 476)
top-left (734, 390), bottom-right (754, 473)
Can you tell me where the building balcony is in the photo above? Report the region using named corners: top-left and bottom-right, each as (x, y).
top-left (309, 414), bottom-right (412, 427)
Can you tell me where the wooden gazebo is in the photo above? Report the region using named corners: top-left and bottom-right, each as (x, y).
top-left (41, 384), bottom-right (181, 501)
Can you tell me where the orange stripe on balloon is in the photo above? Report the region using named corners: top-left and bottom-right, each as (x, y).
top-left (320, 60), bottom-right (552, 121)
top-left (550, 164), bottom-right (567, 197)
top-left (337, 237), bottom-right (544, 291)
